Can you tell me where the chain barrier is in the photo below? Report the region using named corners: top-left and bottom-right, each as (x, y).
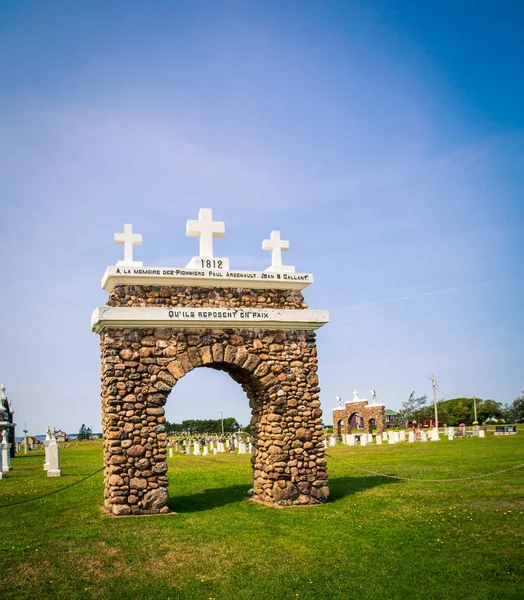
top-left (0, 466), bottom-right (105, 508)
top-left (325, 453), bottom-right (524, 482)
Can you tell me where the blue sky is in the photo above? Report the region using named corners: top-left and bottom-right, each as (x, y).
top-left (0, 1), bottom-right (522, 434)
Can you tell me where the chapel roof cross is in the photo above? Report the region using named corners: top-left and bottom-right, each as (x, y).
top-left (186, 208), bottom-right (225, 257)
top-left (262, 230), bottom-right (295, 273)
top-left (114, 224), bottom-right (143, 267)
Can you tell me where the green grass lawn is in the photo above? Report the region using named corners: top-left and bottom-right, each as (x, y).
top-left (1, 435), bottom-right (523, 600)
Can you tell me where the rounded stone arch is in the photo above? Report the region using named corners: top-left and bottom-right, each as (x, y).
top-left (347, 412), bottom-right (364, 433)
top-left (101, 326), bottom-right (328, 515)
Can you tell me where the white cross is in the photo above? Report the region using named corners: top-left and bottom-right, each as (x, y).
top-left (186, 208), bottom-right (225, 257)
top-left (114, 224), bottom-right (143, 266)
top-left (262, 230), bottom-right (295, 272)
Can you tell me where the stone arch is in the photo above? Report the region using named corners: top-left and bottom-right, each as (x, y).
top-left (101, 327), bottom-right (328, 515)
top-left (333, 401), bottom-right (386, 438)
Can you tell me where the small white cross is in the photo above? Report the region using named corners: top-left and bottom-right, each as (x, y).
top-left (114, 224), bottom-right (143, 267)
top-left (186, 209), bottom-right (225, 257)
top-left (262, 230), bottom-right (295, 273)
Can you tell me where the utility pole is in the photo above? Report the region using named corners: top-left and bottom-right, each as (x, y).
top-left (220, 411), bottom-right (224, 436)
top-left (431, 375), bottom-right (440, 441)
top-left (473, 396), bottom-right (477, 422)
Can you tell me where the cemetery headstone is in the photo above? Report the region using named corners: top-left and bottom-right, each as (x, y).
top-left (1, 430), bottom-right (12, 472)
top-left (43, 426), bottom-right (51, 471)
top-left (479, 430), bottom-right (485, 438)
top-left (47, 427), bottom-right (62, 477)
top-left (376, 434), bottom-right (382, 444)
top-left (408, 431), bottom-right (415, 443)
top-left (399, 430), bottom-right (406, 442)
top-left (420, 431), bottom-right (428, 442)
top-left (360, 435), bottom-right (367, 447)
top-left (329, 437), bottom-right (337, 446)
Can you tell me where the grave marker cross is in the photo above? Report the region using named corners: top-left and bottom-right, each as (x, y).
top-left (262, 230), bottom-right (295, 273)
top-left (114, 224), bottom-right (143, 267)
top-left (186, 208), bottom-right (225, 258)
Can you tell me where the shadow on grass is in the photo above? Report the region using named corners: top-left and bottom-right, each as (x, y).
top-left (169, 475), bottom-right (398, 513)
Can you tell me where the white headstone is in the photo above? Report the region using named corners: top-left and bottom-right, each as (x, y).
top-left (420, 431), bottom-right (428, 442)
top-left (248, 442), bottom-right (253, 453)
top-left (1, 430), bottom-right (12, 473)
top-left (323, 438), bottom-right (328, 449)
top-left (448, 427), bottom-right (455, 437)
top-left (479, 430), bottom-right (486, 438)
top-left (43, 426), bottom-right (51, 471)
top-left (347, 434), bottom-right (356, 446)
top-left (193, 442), bottom-right (200, 456)
top-left (399, 430), bottom-right (406, 442)
top-left (238, 443), bottom-right (247, 454)
top-left (169, 447), bottom-right (173, 458)
top-left (448, 432), bottom-right (454, 441)
top-left (393, 431), bottom-right (400, 443)
top-left (114, 224), bottom-right (143, 267)
top-left (431, 427), bottom-right (441, 442)
top-left (360, 435), bottom-right (368, 447)
top-left (329, 437), bottom-right (337, 446)
top-left (213, 447), bottom-right (217, 455)
top-left (262, 231), bottom-right (295, 273)
top-left (218, 442), bottom-right (225, 453)
top-left (203, 445), bottom-right (209, 456)
top-left (376, 434), bottom-right (382, 444)
top-left (185, 445), bottom-right (191, 455)
top-left (185, 208), bottom-right (229, 269)
top-left (47, 428), bottom-right (62, 477)
top-left (0, 449), bottom-right (4, 479)
top-left (408, 431), bottom-right (415, 443)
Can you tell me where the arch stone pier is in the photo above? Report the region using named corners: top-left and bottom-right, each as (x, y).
top-left (92, 212), bottom-right (330, 515)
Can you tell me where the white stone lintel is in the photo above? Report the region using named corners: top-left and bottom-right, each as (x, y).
top-left (91, 306), bottom-right (329, 333)
top-left (101, 265), bottom-right (313, 292)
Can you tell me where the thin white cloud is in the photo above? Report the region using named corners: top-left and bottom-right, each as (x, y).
top-left (332, 282), bottom-right (493, 312)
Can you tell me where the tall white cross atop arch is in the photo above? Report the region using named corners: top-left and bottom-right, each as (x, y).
top-left (186, 208), bottom-right (225, 257)
top-left (114, 224), bottom-right (143, 267)
top-left (262, 230), bottom-right (295, 273)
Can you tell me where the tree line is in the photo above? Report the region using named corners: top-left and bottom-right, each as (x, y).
top-left (397, 392), bottom-right (524, 427)
top-left (165, 417), bottom-right (244, 435)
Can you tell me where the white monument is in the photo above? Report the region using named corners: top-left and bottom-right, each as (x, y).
top-left (431, 427), bottom-right (441, 442)
top-left (202, 445), bottom-right (209, 456)
top-left (352, 390), bottom-right (360, 402)
top-left (420, 431), bottom-right (428, 442)
top-left (479, 430), bottom-right (486, 438)
top-left (0, 429), bottom-right (11, 473)
top-left (376, 434), bottom-right (382, 444)
top-left (185, 208), bottom-right (229, 270)
top-left (43, 426), bottom-right (51, 471)
top-left (47, 427), bottom-right (62, 477)
top-left (193, 441), bottom-right (200, 456)
top-left (360, 435), bottom-right (367, 447)
top-left (262, 230), bottom-right (295, 273)
top-left (408, 430), bottom-right (415, 443)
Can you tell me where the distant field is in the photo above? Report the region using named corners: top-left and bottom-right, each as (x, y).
top-left (1, 435), bottom-right (523, 600)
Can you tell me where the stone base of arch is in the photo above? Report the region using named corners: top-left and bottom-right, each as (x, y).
top-left (333, 401), bottom-right (386, 437)
top-left (100, 327), bottom-right (329, 515)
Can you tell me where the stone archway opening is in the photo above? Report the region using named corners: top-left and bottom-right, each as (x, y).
top-left (348, 412), bottom-right (364, 432)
